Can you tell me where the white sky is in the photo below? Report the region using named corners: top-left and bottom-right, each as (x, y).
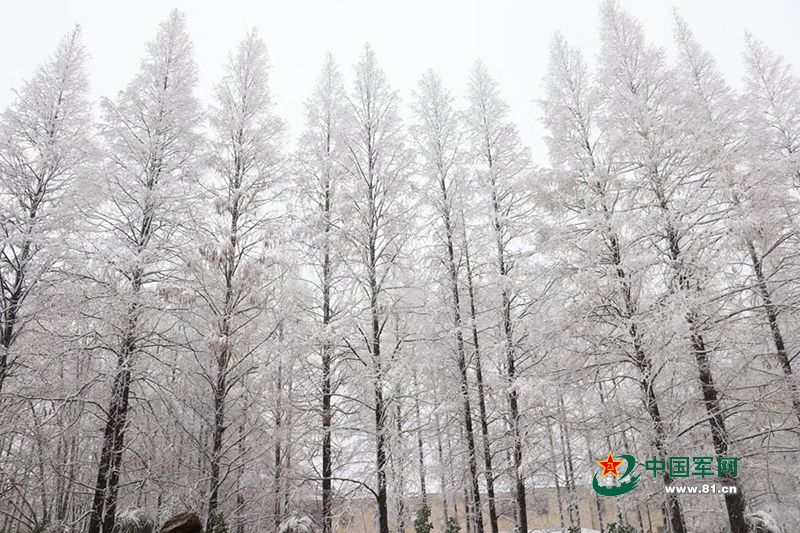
top-left (1, 0), bottom-right (798, 164)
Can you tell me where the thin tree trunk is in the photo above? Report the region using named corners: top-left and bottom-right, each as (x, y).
top-left (208, 217), bottom-right (239, 531)
top-left (487, 176), bottom-right (527, 533)
top-left (413, 372), bottom-right (427, 507)
top-left (208, 347), bottom-right (228, 532)
top-left (744, 237), bottom-right (800, 423)
top-left (435, 415), bottom-right (450, 525)
top-left (584, 435), bottom-right (604, 533)
top-left (463, 486), bottom-right (471, 533)
top-left (663, 222), bottom-right (747, 533)
top-left (236, 422), bottom-right (245, 533)
top-left (29, 403), bottom-right (50, 525)
top-left (274, 360), bottom-right (285, 533)
top-left (434, 172), bottom-right (484, 533)
top-left (605, 231), bottom-right (687, 533)
top-left (321, 336), bottom-right (333, 533)
top-left (395, 401), bottom-right (407, 533)
top-left (371, 294), bottom-right (390, 533)
top-left (321, 138), bottom-right (335, 533)
top-left (620, 431), bottom-right (644, 532)
top-left (462, 236), bottom-right (499, 533)
top-left (547, 425), bottom-right (566, 533)
top-left (557, 414), bottom-right (578, 528)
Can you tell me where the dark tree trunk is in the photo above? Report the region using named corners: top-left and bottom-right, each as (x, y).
top-left (236, 423), bottom-right (245, 533)
top-left (88, 312), bottom-right (136, 533)
top-left (436, 168), bottom-right (483, 533)
top-left (435, 415), bottom-right (450, 525)
top-left (413, 372), bottom-right (427, 506)
top-left (374, 374), bottom-right (389, 533)
top-left (456, 354), bottom-right (484, 533)
top-left (663, 221), bottom-right (747, 533)
top-left (745, 238), bottom-right (800, 423)
top-left (488, 181), bottom-right (527, 533)
top-left (371, 284), bottom-right (390, 533)
top-left (321, 335), bottom-right (333, 533)
top-left (463, 238), bottom-right (499, 533)
top-left (208, 195), bottom-right (239, 532)
top-left (607, 231), bottom-right (687, 533)
top-left (207, 356), bottom-right (227, 532)
top-left (319, 126), bottom-right (336, 533)
top-left (89, 132), bottom-right (164, 533)
top-left (558, 412), bottom-right (578, 528)
top-left (273, 360), bottom-right (285, 533)
top-left (394, 402), bottom-right (408, 533)
top-left (584, 436), bottom-right (604, 533)
top-left (688, 319), bottom-right (747, 533)
top-left (547, 425), bottom-right (566, 533)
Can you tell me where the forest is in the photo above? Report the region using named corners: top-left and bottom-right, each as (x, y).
top-left (1, 2), bottom-right (799, 533)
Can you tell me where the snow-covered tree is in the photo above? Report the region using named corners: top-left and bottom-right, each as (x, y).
top-left (410, 69), bottom-right (498, 533)
top-left (0, 26), bottom-right (91, 396)
top-left (465, 59), bottom-right (533, 533)
top-left (741, 32), bottom-right (800, 423)
top-left (186, 28), bottom-right (285, 533)
top-left (84, 11), bottom-right (202, 533)
top-left (0, 26), bottom-right (94, 533)
top-left (540, 29), bottom-right (688, 533)
top-left (598, 2), bottom-right (746, 531)
top-left (294, 52), bottom-right (349, 533)
top-left (341, 44), bottom-right (413, 533)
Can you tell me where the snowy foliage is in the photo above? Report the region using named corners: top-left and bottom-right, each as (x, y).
top-left (747, 511), bottom-right (782, 533)
top-left (113, 509), bottom-right (154, 533)
top-left (277, 516), bottom-right (314, 533)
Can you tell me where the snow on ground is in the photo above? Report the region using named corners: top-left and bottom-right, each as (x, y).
top-left (527, 529), bottom-right (601, 533)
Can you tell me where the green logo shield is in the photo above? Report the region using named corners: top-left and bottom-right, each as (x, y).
top-left (592, 454), bottom-right (641, 496)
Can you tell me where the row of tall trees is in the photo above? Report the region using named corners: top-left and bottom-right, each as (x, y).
top-left (2, 2), bottom-right (799, 533)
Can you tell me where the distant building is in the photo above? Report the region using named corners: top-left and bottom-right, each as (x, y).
top-left (321, 488), bottom-right (665, 533)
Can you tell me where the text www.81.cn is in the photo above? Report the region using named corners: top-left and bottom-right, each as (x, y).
top-left (665, 484), bottom-right (738, 495)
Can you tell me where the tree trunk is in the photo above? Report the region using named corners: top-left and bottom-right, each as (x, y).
top-left (435, 415), bottom-right (450, 526)
top-left (607, 232), bottom-right (687, 533)
top-left (558, 412), bottom-right (578, 529)
top-left (394, 401), bottom-right (408, 533)
top-left (547, 425), bottom-right (566, 532)
top-left (236, 422), bottom-right (245, 533)
top-left (207, 355), bottom-right (227, 532)
top-left (688, 318), bottom-right (747, 533)
top-left (463, 237), bottom-right (499, 533)
top-left (88, 294), bottom-right (140, 533)
top-left (321, 151), bottom-right (335, 533)
top-left (88, 367), bottom-right (131, 533)
top-left (321, 335), bottom-right (333, 533)
top-left (488, 177), bottom-right (527, 533)
top-left (663, 222), bottom-right (747, 533)
top-left (413, 372), bottom-right (427, 506)
top-left (371, 290), bottom-right (390, 533)
top-left (273, 360), bottom-right (285, 533)
top-left (584, 436), bottom-right (604, 533)
top-left (437, 178), bottom-right (483, 533)
top-left (745, 238), bottom-right (800, 423)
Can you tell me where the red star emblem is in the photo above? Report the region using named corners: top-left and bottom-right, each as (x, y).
top-left (597, 452), bottom-right (624, 478)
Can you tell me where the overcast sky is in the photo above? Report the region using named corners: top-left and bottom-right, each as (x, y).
top-left (1, 0), bottom-right (798, 164)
